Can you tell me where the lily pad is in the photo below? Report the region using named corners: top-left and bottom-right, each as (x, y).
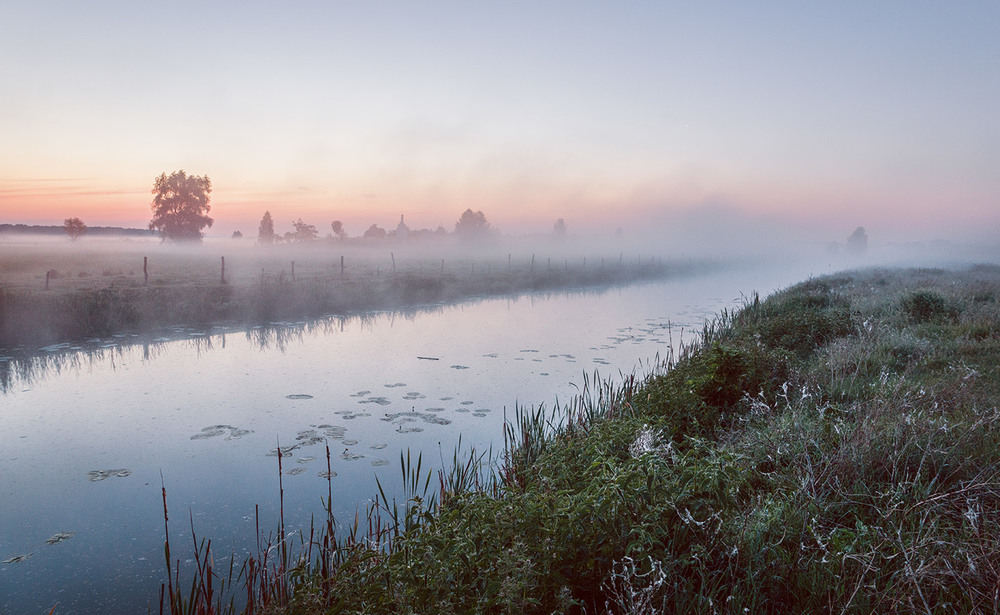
top-left (87, 469), bottom-right (131, 482)
top-left (2, 553), bottom-right (32, 564)
top-left (46, 532), bottom-right (76, 545)
top-left (191, 425), bottom-right (253, 440)
top-left (285, 394), bottom-right (314, 400)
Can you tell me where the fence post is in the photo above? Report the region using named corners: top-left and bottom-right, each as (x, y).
top-left (391, 252), bottom-right (396, 274)
top-left (144, 256), bottom-right (148, 285)
top-left (530, 254), bottom-right (535, 273)
top-left (45, 270), bottom-right (50, 290)
top-left (340, 255), bottom-right (345, 279)
top-left (220, 256), bottom-right (226, 284)
top-left (291, 261), bottom-right (295, 281)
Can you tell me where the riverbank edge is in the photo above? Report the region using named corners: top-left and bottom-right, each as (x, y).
top-left (167, 264), bottom-right (1000, 614)
top-left (0, 257), bottom-right (710, 350)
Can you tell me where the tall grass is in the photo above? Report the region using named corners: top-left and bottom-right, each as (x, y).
top-left (161, 265), bottom-right (1000, 614)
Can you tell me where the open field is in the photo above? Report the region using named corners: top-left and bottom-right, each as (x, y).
top-left (156, 264), bottom-right (1000, 614)
top-left (0, 236), bottom-right (716, 348)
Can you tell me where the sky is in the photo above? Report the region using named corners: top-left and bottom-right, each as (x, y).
top-left (1, 1), bottom-right (998, 244)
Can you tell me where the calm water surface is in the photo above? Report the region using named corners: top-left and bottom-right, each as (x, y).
top-left (0, 263), bottom-right (814, 613)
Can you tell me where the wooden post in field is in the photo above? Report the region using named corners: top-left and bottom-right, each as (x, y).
top-left (530, 254), bottom-right (535, 273)
top-left (548, 257), bottom-right (551, 272)
top-left (508, 253), bottom-right (511, 272)
top-left (45, 270), bottom-right (50, 290)
top-left (440, 259), bottom-right (444, 275)
top-left (220, 256), bottom-right (226, 284)
top-left (340, 255), bottom-right (345, 279)
top-left (391, 252), bottom-right (396, 274)
top-left (143, 257), bottom-right (148, 285)
top-left (619, 252), bottom-right (623, 266)
top-left (291, 261), bottom-right (295, 281)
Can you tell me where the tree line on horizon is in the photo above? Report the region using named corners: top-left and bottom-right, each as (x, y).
top-left (48, 169), bottom-right (868, 251)
top-left (50, 169), bottom-right (570, 245)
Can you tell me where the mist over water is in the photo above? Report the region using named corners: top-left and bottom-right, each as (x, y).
top-left (1, 230), bottom-right (998, 612)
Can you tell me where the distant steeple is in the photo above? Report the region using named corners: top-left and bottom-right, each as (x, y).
top-left (396, 214), bottom-right (410, 237)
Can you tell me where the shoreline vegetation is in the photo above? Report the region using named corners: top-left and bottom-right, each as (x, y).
top-left (158, 264), bottom-right (1000, 614)
top-left (0, 240), bottom-right (715, 349)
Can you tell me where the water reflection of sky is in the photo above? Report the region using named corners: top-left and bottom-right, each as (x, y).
top-left (0, 265), bottom-right (808, 613)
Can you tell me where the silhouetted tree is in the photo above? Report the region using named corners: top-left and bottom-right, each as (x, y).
top-left (258, 211), bottom-right (276, 244)
top-left (148, 170), bottom-right (213, 242)
top-left (63, 217), bottom-right (87, 241)
top-left (289, 218), bottom-right (319, 242)
top-left (847, 226), bottom-right (868, 254)
top-left (454, 209), bottom-right (491, 240)
top-left (363, 224), bottom-right (387, 239)
top-left (552, 218), bottom-right (567, 239)
top-left (331, 220), bottom-right (347, 239)
top-left (231, 230), bottom-right (243, 239)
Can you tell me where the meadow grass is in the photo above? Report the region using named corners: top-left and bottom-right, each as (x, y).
top-left (0, 239), bottom-right (707, 348)
top-left (159, 264), bottom-right (1000, 614)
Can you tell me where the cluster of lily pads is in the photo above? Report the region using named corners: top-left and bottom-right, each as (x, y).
top-left (1, 532), bottom-right (76, 565)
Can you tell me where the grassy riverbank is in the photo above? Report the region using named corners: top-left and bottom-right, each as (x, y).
top-left (0, 240), bottom-right (703, 349)
top-left (163, 264), bottom-right (1000, 614)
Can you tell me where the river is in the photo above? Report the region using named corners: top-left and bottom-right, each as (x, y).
top-left (0, 260), bottom-right (817, 613)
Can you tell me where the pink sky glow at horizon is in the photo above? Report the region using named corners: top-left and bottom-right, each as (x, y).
top-left (2, 2), bottom-right (998, 245)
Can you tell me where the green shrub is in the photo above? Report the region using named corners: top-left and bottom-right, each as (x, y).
top-left (901, 289), bottom-right (958, 324)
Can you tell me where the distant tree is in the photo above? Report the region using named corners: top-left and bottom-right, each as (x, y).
top-left (847, 226), bottom-right (868, 254)
top-left (552, 218), bottom-right (567, 239)
top-left (258, 211), bottom-right (276, 244)
top-left (363, 224), bottom-right (387, 239)
top-left (331, 220), bottom-right (347, 239)
top-left (148, 170), bottom-right (213, 242)
top-left (290, 218), bottom-right (319, 242)
top-left (63, 217), bottom-right (87, 241)
top-left (232, 230), bottom-right (243, 239)
top-left (454, 209), bottom-right (492, 240)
